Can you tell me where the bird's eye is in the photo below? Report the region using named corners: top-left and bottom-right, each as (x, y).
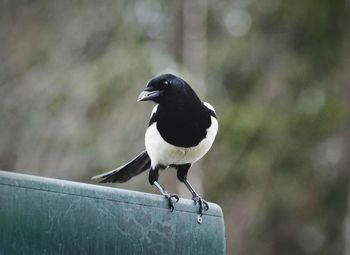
top-left (163, 81), bottom-right (169, 87)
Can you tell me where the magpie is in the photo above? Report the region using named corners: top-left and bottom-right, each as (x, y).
top-left (92, 74), bottom-right (218, 216)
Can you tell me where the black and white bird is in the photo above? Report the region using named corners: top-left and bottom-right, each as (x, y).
top-left (92, 74), bottom-right (218, 215)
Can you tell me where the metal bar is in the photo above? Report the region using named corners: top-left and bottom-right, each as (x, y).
top-left (0, 170), bottom-right (226, 255)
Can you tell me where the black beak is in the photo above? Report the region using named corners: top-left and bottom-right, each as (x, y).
top-left (137, 90), bottom-right (162, 102)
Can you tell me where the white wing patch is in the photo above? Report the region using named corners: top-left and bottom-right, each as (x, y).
top-left (204, 102), bottom-right (216, 114)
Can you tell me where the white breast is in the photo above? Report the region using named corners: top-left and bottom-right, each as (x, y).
top-left (145, 110), bottom-right (218, 168)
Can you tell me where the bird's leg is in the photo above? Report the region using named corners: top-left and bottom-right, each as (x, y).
top-left (153, 181), bottom-right (179, 211)
top-left (149, 168), bottom-right (179, 211)
top-left (176, 164), bottom-right (209, 216)
top-left (183, 179), bottom-right (209, 216)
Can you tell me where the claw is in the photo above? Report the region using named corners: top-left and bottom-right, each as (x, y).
top-left (168, 200), bottom-right (175, 212)
top-left (202, 200), bottom-right (209, 211)
top-left (171, 194), bottom-right (179, 203)
top-left (192, 195), bottom-right (209, 216)
top-left (164, 193), bottom-right (179, 212)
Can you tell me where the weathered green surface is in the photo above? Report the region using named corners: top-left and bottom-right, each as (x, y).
top-left (0, 170), bottom-right (225, 255)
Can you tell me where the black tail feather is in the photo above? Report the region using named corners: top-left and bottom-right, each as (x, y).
top-left (91, 150), bottom-right (151, 183)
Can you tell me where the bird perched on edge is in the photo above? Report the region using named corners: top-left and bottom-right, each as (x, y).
top-left (92, 74), bottom-right (218, 216)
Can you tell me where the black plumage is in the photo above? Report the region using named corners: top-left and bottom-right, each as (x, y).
top-left (92, 74), bottom-right (218, 216)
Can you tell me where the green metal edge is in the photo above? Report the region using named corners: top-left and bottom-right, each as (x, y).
top-left (0, 170), bottom-right (224, 217)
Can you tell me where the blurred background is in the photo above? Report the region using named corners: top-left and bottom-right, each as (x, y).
top-left (1, 0), bottom-right (349, 254)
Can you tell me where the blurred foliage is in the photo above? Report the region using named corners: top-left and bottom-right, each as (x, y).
top-left (0, 0), bottom-right (350, 254)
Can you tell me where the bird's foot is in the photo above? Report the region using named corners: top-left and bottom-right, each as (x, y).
top-left (153, 181), bottom-right (179, 211)
top-left (164, 192), bottom-right (179, 212)
top-left (192, 195), bottom-right (209, 216)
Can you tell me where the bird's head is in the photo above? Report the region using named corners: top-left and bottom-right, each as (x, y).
top-left (138, 74), bottom-right (194, 104)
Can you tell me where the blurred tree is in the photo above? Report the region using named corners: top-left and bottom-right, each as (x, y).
top-left (203, 0), bottom-right (350, 254)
